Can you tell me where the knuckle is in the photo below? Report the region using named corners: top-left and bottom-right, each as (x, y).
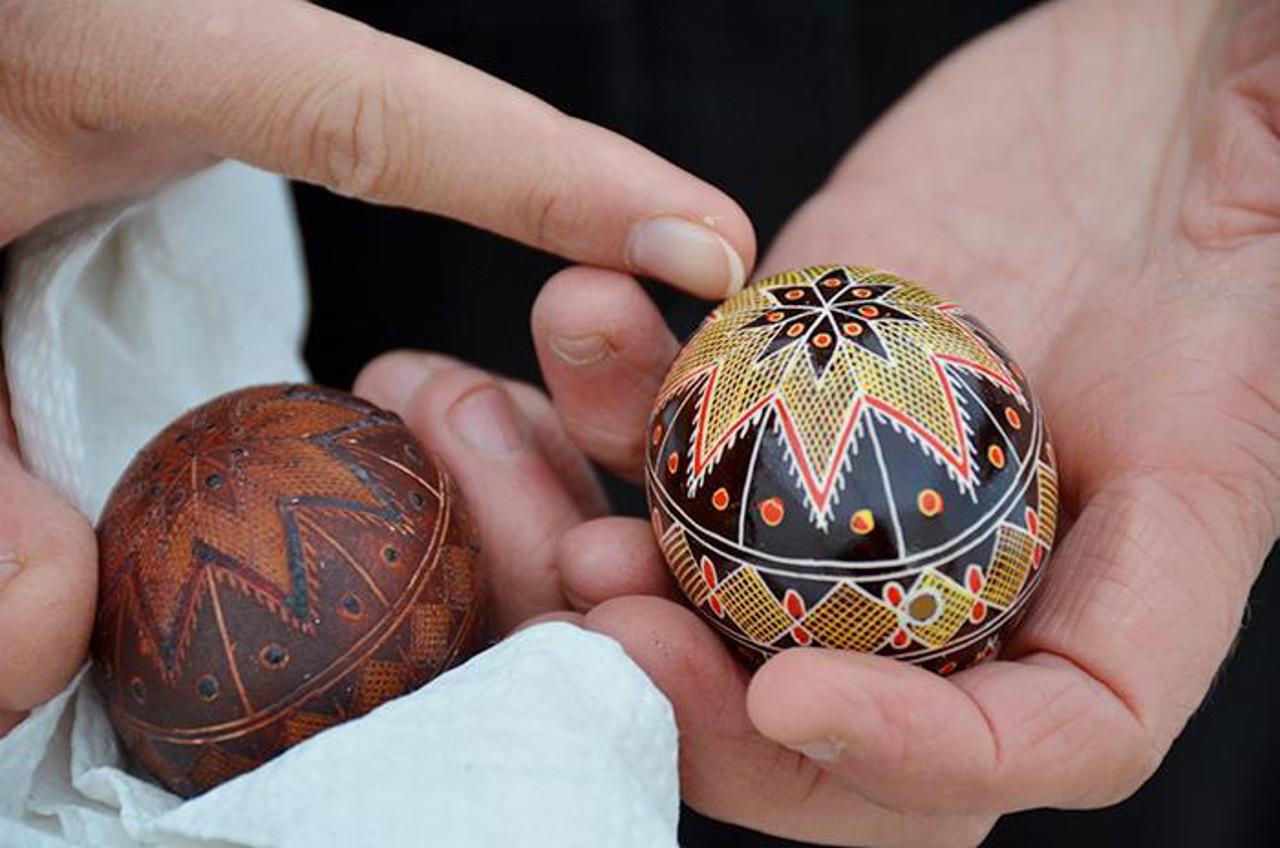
top-left (518, 117), bottom-right (585, 250)
top-left (291, 59), bottom-right (407, 200)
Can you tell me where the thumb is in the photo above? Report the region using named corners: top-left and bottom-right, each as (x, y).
top-left (18, 0), bottom-right (754, 299)
top-left (0, 369), bottom-right (97, 730)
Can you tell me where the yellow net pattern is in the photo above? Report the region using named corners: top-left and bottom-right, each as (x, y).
top-left (802, 582), bottom-right (899, 651)
top-left (657, 265), bottom-right (1016, 505)
top-left (980, 525), bottom-right (1035, 608)
top-left (1037, 462), bottom-right (1059, 548)
top-left (717, 568), bottom-right (794, 644)
top-left (661, 523), bottom-right (710, 606)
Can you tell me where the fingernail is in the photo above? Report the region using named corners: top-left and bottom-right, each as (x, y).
top-left (547, 332), bottom-right (611, 366)
top-left (447, 385), bottom-right (528, 455)
top-left (364, 353), bottom-right (437, 412)
top-left (789, 736), bottom-right (847, 764)
top-left (628, 215), bottom-right (746, 298)
top-left (0, 557), bottom-right (19, 589)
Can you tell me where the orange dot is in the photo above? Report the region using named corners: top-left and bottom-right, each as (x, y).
top-left (858, 305), bottom-right (879, 318)
top-left (786, 322), bottom-right (807, 337)
top-left (765, 310), bottom-right (785, 323)
top-left (850, 509), bottom-right (875, 535)
top-left (822, 277), bottom-right (842, 288)
top-left (651, 423), bottom-right (664, 446)
top-left (853, 288), bottom-right (872, 298)
top-left (759, 497), bottom-right (785, 526)
top-left (811, 332), bottom-right (833, 348)
top-left (917, 488), bottom-right (943, 517)
top-left (987, 444), bottom-right (1005, 468)
top-left (666, 452), bottom-right (679, 473)
top-left (1005, 407), bottom-right (1023, 429)
top-left (843, 322), bottom-right (863, 337)
top-left (711, 487), bottom-right (730, 510)
top-left (785, 289), bottom-right (805, 300)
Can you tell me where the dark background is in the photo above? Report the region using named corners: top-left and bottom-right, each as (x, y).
top-left (2, 1), bottom-right (1264, 845)
top-left (295, 3), bottom-right (1280, 846)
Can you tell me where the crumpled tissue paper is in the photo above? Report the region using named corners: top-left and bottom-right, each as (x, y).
top-left (0, 162), bottom-right (679, 847)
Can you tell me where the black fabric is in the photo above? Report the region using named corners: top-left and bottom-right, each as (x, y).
top-left (291, 3), bottom-right (1279, 845)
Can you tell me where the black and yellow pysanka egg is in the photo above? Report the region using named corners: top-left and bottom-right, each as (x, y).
top-left (645, 265), bottom-right (1057, 673)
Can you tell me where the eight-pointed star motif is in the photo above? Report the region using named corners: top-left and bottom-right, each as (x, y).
top-left (741, 266), bottom-right (920, 378)
top-left (656, 266), bottom-right (1027, 521)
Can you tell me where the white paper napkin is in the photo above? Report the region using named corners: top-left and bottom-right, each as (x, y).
top-left (0, 162), bottom-right (679, 848)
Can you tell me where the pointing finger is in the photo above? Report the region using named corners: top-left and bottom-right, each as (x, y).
top-left (14, 0), bottom-right (754, 298)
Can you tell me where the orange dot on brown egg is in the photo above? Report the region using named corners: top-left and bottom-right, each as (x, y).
top-left (785, 289), bottom-right (805, 300)
top-left (811, 333), bottom-right (833, 348)
top-left (987, 444), bottom-right (1005, 468)
top-left (858, 305), bottom-right (879, 318)
top-left (651, 423), bottom-right (663, 446)
top-left (711, 487), bottom-right (730, 510)
top-left (758, 497), bottom-right (785, 526)
top-left (843, 322), bottom-right (863, 337)
top-left (766, 311), bottom-right (785, 323)
top-left (853, 288), bottom-right (872, 298)
top-left (1005, 407), bottom-right (1022, 429)
top-left (917, 488), bottom-right (944, 517)
top-left (667, 452), bottom-right (679, 473)
top-left (787, 323), bottom-right (807, 337)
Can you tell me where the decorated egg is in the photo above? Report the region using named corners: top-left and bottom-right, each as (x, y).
top-left (91, 384), bottom-right (484, 796)
top-left (645, 266), bottom-right (1057, 673)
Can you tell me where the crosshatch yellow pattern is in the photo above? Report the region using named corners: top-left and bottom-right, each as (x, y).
top-left (981, 525), bottom-right (1036, 608)
top-left (907, 569), bottom-right (977, 648)
top-left (802, 582), bottom-right (899, 650)
top-left (1037, 463), bottom-right (1059, 547)
top-left (657, 266), bottom-right (1020, 506)
top-left (717, 568), bottom-right (795, 644)
top-left (662, 524), bottom-right (711, 606)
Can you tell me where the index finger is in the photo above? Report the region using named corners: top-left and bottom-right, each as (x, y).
top-left (20, 0), bottom-right (753, 298)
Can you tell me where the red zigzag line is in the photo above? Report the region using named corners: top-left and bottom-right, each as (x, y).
top-left (668, 345), bottom-right (1021, 515)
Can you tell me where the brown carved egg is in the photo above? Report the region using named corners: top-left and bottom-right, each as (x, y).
top-left (91, 384), bottom-right (484, 796)
top-left (645, 266), bottom-right (1057, 674)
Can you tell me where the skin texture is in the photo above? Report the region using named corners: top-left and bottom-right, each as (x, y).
top-left (0, 0), bottom-right (752, 734)
top-left (527, 0), bottom-right (1280, 844)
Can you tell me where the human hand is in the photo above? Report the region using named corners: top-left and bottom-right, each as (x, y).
top-left (0, 0), bottom-right (754, 735)
top-left (531, 0), bottom-right (1280, 843)
top-left (0, 0), bottom-right (752, 296)
top-left (352, 351), bottom-right (678, 640)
